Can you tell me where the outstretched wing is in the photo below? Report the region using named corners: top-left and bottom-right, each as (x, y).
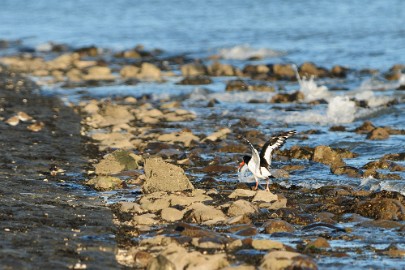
top-left (260, 130), bottom-right (296, 167)
top-left (243, 137), bottom-right (261, 175)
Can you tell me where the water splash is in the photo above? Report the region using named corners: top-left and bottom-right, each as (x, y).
top-left (294, 65), bottom-right (330, 102)
top-left (218, 45), bottom-right (285, 60)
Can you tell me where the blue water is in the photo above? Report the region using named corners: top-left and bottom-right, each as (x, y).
top-left (1, 0), bottom-right (405, 69)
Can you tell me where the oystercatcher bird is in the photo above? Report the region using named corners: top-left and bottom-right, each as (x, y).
top-left (238, 130), bottom-right (296, 191)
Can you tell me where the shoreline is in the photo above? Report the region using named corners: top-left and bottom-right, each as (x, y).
top-left (0, 42), bottom-right (404, 269)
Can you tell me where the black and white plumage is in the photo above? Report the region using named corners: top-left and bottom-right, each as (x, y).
top-left (238, 130), bottom-right (296, 191)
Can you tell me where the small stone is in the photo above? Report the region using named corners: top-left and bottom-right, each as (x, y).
top-left (5, 115), bottom-right (20, 126)
top-left (187, 202), bottom-right (226, 223)
top-left (252, 239), bottom-right (284, 250)
top-left (263, 219), bottom-right (295, 234)
top-left (306, 237), bottom-right (330, 249)
top-left (86, 176), bottom-right (125, 191)
top-left (118, 202), bottom-right (143, 213)
top-left (17, 111), bottom-right (33, 121)
top-left (27, 122), bottom-right (45, 132)
top-left (203, 128), bottom-right (231, 142)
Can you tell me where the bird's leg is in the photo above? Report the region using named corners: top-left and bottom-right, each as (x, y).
top-left (265, 179), bottom-right (270, 192)
top-left (253, 177), bottom-right (259, 191)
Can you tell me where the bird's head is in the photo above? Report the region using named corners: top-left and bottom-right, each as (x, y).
top-left (238, 155), bottom-right (251, 171)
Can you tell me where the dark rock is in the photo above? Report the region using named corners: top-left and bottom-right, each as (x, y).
top-left (225, 79), bottom-right (249, 91)
top-left (366, 127), bottom-right (390, 140)
top-left (177, 75), bottom-right (212, 85)
top-left (329, 125), bottom-right (346, 131)
top-left (270, 91), bottom-right (304, 103)
top-left (263, 219), bottom-right (295, 234)
top-left (331, 166), bottom-right (363, 178)
top-left (355, 198), bottom-right (405, 220)
top-left (354, 121), bottom-right (376, 134)
top-left (299, 62), bottom-right (328, 77)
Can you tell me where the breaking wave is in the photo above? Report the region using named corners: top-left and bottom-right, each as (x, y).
top-left (218, 45), bottom-right (285, 60)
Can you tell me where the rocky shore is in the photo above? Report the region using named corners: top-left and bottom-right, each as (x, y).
top-left (0, 42), bottom-right (404, 269)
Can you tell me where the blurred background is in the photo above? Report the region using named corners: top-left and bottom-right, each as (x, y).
top-left (1, 0), bottom-right (405, 69)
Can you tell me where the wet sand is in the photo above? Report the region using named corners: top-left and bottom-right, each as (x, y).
top-left (0, 68), bottom-right (118, 269)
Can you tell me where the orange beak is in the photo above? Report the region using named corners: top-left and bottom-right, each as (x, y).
top-left (238, 160), bottom-right (245, 171)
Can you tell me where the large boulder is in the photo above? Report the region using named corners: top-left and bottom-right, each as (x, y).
top-left (142, 157), bottom-right (194, 193)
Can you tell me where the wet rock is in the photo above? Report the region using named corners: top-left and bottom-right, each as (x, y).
top-left (202, 165), bottom-right (235, 173)
top-left (234, 226), bottom-right (258, 236)
top-left (252, 239), bottom-right (284, 250)
top-left (181, 63), bottom-right (207, 76)
top-left (354, 121), bottom-right (376, 134)
top-left (140, 197), bottom-right (171, 212)
top-left (118, 202), bottom-right (143, 213)
top-left (331, 166), bottom-right (363, 178)
top-left (161, 207), bottom-right (184, 222)
top-left (225, 79), bottom-right (249, 91)
top-left (355, 198), bottom-right (405, 220)
top-left (263, 219), bottom-right (295, 234)
top-left (187, 202), bottom-right (226, 224)
top-left (280, 145), bottom-right (314, 160)
top-left (259, 194), bottom-right (288, 210)
top-left (94, 149), bottom-right (142, 175)
top-left (86, 176), bottom-right (125, 191)
top-left (271, 64), bottom-right (296, 79)
top-left (360, 219), bottom-right (403, 229)
top-left (85, 103), bottom-right (134, 128)
top-left (169, 193), bottom-right (212, 207)
top-left (83, 66), bottom-right (115, 81)
top-left (177, 75), bottom-right (212, 85)
top-left (252, 191), bottom-right (278, 203)
top-left (305, 237), bottom-right (330, 249)
top-left (299, 62), bottom-right (328, 77)
top-left (330, 65), bottom-right (348, 78)
top-left (226, 214), bottom-right (252, 225)
top-left (219, 144), bottom-right (247, 153)
top-left (363, 160), bottom-right (405, 172)
top-left (120, 65), bottom-right (140, 78)
top-left (208, 61), bottom-right (240, 76)
top-left (152, 243), bottom-right (229, 270)
top-left (147, 254), bottom-right (176, 270)
top-left (203, 127), bottom-right (231, 142)
top-left (260, 250), bottom-right (317, 270)
top-left (382, 152), bottom-right (405, 161)
top-left (27, 122), bottom-right (45, 132)
top-left (91, 132), bottom-right (134, 150)
top-left (270, 91), bottom-right (304, 103)
top-left (329, 125), bottom-right (346, 132)
top-left (228, 200), bottom-right (258, 216)
top-left (136, 62), bottom-right (162, 81)
top-left (133, 213), bottom-right (157, 225)
top-left (142, 157), bottom-right (194, 194)
top-left (130, 249), bottom-right (153, 268)
top-left (312, 145), bottom-right (345, 169)
top-left (191, 236), bottom-right (227, 250)
top-left (157, 131), bottom-right (199, 147)
top-left (366, 127), bottom-right (390, 140)
top-left (229, 189), bottom-right (257, 199)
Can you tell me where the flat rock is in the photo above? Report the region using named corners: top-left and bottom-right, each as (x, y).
top-left (156, 243), bottom-right (229, 270)
top-left (133, 213), bottom-right (157, 225)
top-left (260, 250), bottom-right (317, 270)
top-left (118, 202), bottom-right (143, 214)
top-left (188, 202), bottom-right (226, 223)
top-left (229, 189), bottom-right (257, 199)
top-left (252, 239), bottom-right (284, 250)
top-left (142, 157), bottom-right (194, 194)
top-left (252, 191), bottom-right (278, 203)
top-left (161, 207), bottom-right (184, 222)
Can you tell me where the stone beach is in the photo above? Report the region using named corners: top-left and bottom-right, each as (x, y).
top-left (0, 41), bottom-right (404, 269)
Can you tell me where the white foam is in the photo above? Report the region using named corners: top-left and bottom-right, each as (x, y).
top-left (218, 45), bottom-right (284, 60)
top-left (283, 96), bottom-right (356, 124)
top-left (295, 66), bottom-right (330, 102)
top-left (326, 96), bottom-right (356, 123)
top-left (354, 90), bottom-right (393, 107)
